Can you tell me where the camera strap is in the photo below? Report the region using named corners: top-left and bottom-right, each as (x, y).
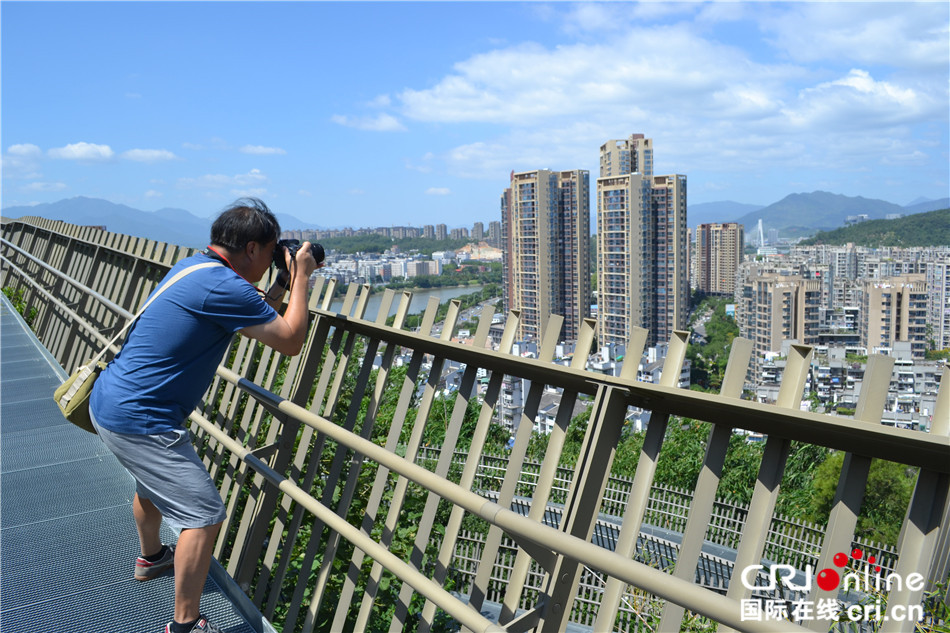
top-left (204, 245), bottom-right (234, 268)
top-left (203, 245), bottom-right (268, 295)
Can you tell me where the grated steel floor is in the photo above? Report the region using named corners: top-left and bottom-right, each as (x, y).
top-left (1, 297), bottom-right (272, 633)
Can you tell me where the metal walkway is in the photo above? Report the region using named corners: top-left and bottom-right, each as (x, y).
top-left (0, 296), bottom-right (272, 633)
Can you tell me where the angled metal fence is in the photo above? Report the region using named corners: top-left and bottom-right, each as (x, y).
top-left (3, 216), bottom-right (948, 633)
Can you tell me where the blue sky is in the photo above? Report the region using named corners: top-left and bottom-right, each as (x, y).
top-left (2, 1), bottom-right (948, 229)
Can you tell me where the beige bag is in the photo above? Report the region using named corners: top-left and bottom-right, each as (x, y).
top-left (54, 360), bottom-right (108, 433)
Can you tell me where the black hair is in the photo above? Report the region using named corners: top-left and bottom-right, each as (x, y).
top-left (210, 197), bottom-right (281, 251)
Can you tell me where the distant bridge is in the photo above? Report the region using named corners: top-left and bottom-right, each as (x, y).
top-left (2, 215), bottom-right (948, 633)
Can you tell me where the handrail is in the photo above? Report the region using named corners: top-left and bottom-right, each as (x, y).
top-left (0, 252), bottom-right (124, 355)
top-left (318, 309), bottom-right (950, 473)
top-left (1, 237), bottom-right (135, 321)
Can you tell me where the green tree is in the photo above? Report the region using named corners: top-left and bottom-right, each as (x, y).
top-left (808, 452), bottom-right (916, 544)
top-left (686, 297), bottom-right (740, 391)
top-left (3, 286), bottom-right (38, 328)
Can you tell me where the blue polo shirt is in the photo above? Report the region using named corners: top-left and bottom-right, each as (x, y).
top-left (90, 253), bottom-right (277, 435)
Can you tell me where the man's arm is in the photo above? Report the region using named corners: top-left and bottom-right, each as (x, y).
top-left (241, 243), bottom-right (317, 356)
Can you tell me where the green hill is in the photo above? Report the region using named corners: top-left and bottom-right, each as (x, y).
top-left (735, 191), bottom-right (907, 237)
top-left (798, 208), bottom-right (950, 247)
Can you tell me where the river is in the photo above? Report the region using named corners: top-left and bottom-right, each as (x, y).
top-left (328, 284), bottom-right (484, 321)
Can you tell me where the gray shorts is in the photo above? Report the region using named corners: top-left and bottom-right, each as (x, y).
top-left (91, 411), bottom-right (226, 530)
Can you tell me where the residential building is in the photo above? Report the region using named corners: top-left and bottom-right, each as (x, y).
top-left (500, 188), bottom-right (514, 317)
top-left (926, 260), bottom-right (950, 350)
top-left (736, 269), bottom-right (822, 371)
top-left (856, 275), bottom-right (928, 359)
top-left (596, 133), bottom-right (688, 348)
top-left (407, 260), bottom-right (442, 277)
top-left (696, 222), bottom-right (745, 296)
top-left (488, 220), bottom-right (502, 248)
top-left (500, 168), bottom-right (591, 343)
top-left (436, 224), bottom-right (447, 241)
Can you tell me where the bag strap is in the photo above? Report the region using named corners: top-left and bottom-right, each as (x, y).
top-left (86, 261), bottom-right (223, 367)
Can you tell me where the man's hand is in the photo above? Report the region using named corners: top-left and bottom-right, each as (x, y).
top-left (295, 241), bottom-right (319, 277)
top-left (244, 241), bottom-right (319, 356)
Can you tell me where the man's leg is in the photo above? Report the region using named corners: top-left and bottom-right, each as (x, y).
top-left (133, 492), bottom-right (163, 557)
top-left (173, 522), bottom-right (223, 624)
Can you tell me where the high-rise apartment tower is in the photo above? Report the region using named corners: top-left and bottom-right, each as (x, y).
top-left (596, 134), bottom-right (688, 348)
top-left (501, 169), bottom-right (591, 343)
top-left (696, 222), bottom-right (745, 296)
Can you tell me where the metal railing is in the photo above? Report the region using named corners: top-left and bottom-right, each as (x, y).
top-left (3, 216), bottom-right (948, 633)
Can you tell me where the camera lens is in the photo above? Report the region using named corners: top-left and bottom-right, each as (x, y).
top-left (310, 243), bottom-right (325, 265)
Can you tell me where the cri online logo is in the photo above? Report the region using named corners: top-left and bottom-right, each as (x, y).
top-left (815, 549), bottom-right (881, 591)
top-left (741, 548), bottom-right (925, 593)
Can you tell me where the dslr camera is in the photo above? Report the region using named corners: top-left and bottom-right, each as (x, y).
top-left (273, 239), bottom-right (325, 272)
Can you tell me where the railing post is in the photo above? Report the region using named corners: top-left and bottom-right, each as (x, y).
top-left (281, 286), bottom-right (381, 627)
top-left (590, 329), bottom-right (688, 632)
top-left (495, 317), bottom-right (598, 628)
top-left (927, 367), bottom-right (950, 590)
top-left (537, 381), bottom-right (631, 632)
top-left (259, 278), bottom-right (372, 617)
top-left (719, 343), bottom-right (813, 633)
top-left (806, 353), bottom-right (894, 630)
top-left (658, 336), bottom-right (753, 632)
top-left (303, 290), bottom-right (407, 628)
top-left (467, 314), bottom-right (563, 617)
top-left (351, 298), bottom-right (462, 630)
top-left (390, 304), bottom-right (501, 632)
top-left (881, 366), bottom-right (950, 632)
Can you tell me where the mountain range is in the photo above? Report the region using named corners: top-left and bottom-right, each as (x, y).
top-left (3, 192), bottom-right (948, 249)
top-left (0, 197), bottom-right (313, 249)
top-left (689, 192), bottom-right (949, 238)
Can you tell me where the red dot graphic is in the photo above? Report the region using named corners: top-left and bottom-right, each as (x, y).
top-left (817, 569), bottom-right (840, 591)
top-left (833, 552), bottom-right (848, 567)
top-left (876, 566), bottom-right (882, 573)
top-left (868, 555), bottom-right (876, 564)
top-left (852, 548), bottom-right (863, 560)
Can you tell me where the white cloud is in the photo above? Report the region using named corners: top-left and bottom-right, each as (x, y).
top-left (122, 148), bottom-right (177, 162)
top-left (178, 168), bottom-right (268, 190)
top-left (231, 188), bottom-right (268, 198)
top-left (761, 3), bottom-right (950, 70)
top-left (144, 189), bottom-right (163, 198)
top-left (384, 4), bottom-right (946, 187)
top-left (785, 69), bottom-right (932, 131)
top-left (396, 26), bottom-right (773, 126)
top-left (24, 181), bottom-right (67, 192)
top-left (7, 143), bottom-right (42, 157)
top-left (3, 144), bottom-right (44, 180)
top-left (405, 152), bottom-right (435, 173)
top-left (48, 142), bottom-right (114, 161)
top-left (240, 145), bottom-right (287, 155)
top-left (881, 150), bottom-right (929, 166)
top-left (331, 113), bottom-right (406, 132)
top-left (426, 187), bottom-right (451, 196)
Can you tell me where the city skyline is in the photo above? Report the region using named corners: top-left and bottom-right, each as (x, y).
top-left (3, 2), bottom-right (947, 228)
